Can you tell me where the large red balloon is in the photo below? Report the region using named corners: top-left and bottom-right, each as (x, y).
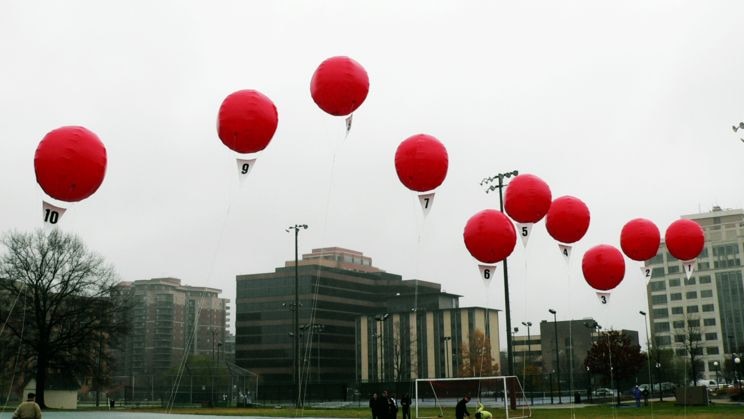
top-left (310, 56), bottom-right (369, 116)
top-left (504, 174), bottom-right (552, 223)
top-left (665, 219), bottom-right (705, 261)
top-left (34, 126), bottom-right (107, 202)
top-left (582, 244), bottom-right (626, 291)
top-left (620, 218), bottom-right (661, 261)
top-left (217, 90), bottom-right (278, 154)
top-left (545, 196), bottom-right (590, 244)
top-left (394, 134), bottom-right (449, 192)
top-left (463, 210), bottom-right (517, 264)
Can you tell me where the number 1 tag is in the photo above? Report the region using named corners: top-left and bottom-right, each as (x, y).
top-left (558, 244), bottom-right (572, 262)
top-left (42, 201), bottom-right (66, 226)
top-left (516, 223), bottom-right (533, 247)
top-left (641, 266), bottom-right (652, 280)
top-left (236, 158), bottom-right (257, 181)
top-left (478, 264), bottom-right (497, 282)
top-left (418, 192), bottom-right (435, 215)
top-left (683, 259), bottom-right (696, 279)
top-left (596, 292), bottom-right (611, 305)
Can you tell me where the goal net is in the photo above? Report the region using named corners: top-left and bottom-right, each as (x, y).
top-left (414, 376), bottom-right (531, 419)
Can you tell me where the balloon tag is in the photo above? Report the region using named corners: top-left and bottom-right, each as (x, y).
top-left (517, 223), bottom-right (533, 247)
top-left (558, 244), bottom-right (572, 262)
top-left (345, 114), bottom-right (353, 137)
top-left (683, 260), bottom-right (696, 279)
top-left (478, 264), bottom-right (497, 282)
top-left (596, 292), bottom-right (611, 305)
top-left (236, 158), bottom-right (257, 181)
top-left (641, 266), bottom-right (652, 280)
top-left (42, 201), bottom-right (66, 226)
top-left (419, 192), bottom-right (435, 215)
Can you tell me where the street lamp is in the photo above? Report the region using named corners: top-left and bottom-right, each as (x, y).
top-left (375, 313), bottom-right (390, 382)
top-left (481, 169), bottom-right (519, 376)
top-left (713, 361), bottom-right (720, 385)
top-left (286, 224), bottom-right (308, 407)
top-left (548, 309), bottom-right (561, 404)
top-left (521, 321), bottom-right (533, 405)
top-left (512, 327), bottom-right (519, 375)
top-left (441, 336), bottom-right (452, 378)
top-left (639, 311), bottom-right (654, 398)
top-left (734, 355), bottom-right (741, 389)
top-left (656, 362), bottom-right (663, 402)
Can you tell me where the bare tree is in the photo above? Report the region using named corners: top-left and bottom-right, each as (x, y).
top-left (674, 315), bottom-right (704, 384)
top-left (390, 320), bottom-right (417, 386)
top-left (0, 229), bottom-right (130, 408)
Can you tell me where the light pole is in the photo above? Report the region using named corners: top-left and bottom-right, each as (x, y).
top-left (713, 361), bottom-right (720, 386)
top-left (375, 314), bottom-right (390, 382)
top-left (639, 311), bottom-right (654, 398)
top-left (481, 169), bottom-right (519, 376)
top-left (441, 336), bottom-right (452, 377)
top-left (287, 224), bottom-right (307, 407)
top-left (656, 362), bottom-right (663, 402)
top-left (521, 321), bottom-right (533, 405)
top-left (512, 327), bottom-right (519, 375)
top-left (548, 309), bottom-right (561, 404)
top-left (734, 355), bottom-right (741, 389)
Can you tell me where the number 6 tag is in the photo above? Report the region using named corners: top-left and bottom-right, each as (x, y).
top-left (42, 201), bottom-right (66, 226)
top-left (478, 264), bottom-right (497, 281)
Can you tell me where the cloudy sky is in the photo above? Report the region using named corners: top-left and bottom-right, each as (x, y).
top-left (2, 1), bottom-right (744, 349)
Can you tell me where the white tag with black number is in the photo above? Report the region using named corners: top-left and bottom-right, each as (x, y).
top-left (345, 114), bottom-right (353, 136)
top-left (641, 266), bottom-right (652, 280)
top-left (517, 223), bottom-right (533, 247)
top-left (683, 259), bottom-right (695, 279)
top-left (419, 192), bottom-right (435, 215)
top-left (596, 292), bottom-right (611, 304)
top-left (42, 201), bottom-right (66, 226)
top-left (236, 158), bottom-right (256, 181)
top-left (558, 244), bottom-right (572, 262)
top-left (479, 264), bottom-right (497, 282)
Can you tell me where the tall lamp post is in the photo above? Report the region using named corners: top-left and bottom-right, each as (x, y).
top-left (734, 354), bottom-right (741, 389)
top-left (287, 224), bottom-right (308, 407)
top-left (376, 314), bottom-right (390, 382)
top-left (441, 336), bottom-right (452, 377)
top-left (481, 169), bottom-right (519, 376)
top-left (548, 309), bottom-right (561, 404)
top-left (521, 321), bottom-right (533, 405)
top-left (656, 362), bottom-right (663, 402)
top-left (639, 311), bottom-right (654, 398)
top-left (713, 361), bottom-right (720, 385)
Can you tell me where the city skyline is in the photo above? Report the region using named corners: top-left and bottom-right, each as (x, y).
top-left (2, 1), bottom-right (744, 353)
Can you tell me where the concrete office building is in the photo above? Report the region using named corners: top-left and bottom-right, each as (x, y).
top-left (235, 247), bottom-right (461, 399)
top-left (646, 207), bottom-right (744, 380)
top-left (118, 277), bottom-right (229, 376)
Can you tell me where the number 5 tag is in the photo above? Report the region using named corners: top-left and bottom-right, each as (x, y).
top-left (516, 223), bottom-right (533, 247)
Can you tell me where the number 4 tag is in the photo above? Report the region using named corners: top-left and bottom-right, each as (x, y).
top-left (42, 201), bottom-right (66, 226)
top-left (478, 264), bottom-right (497, 281)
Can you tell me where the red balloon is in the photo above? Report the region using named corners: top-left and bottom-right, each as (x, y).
top-left (463, 210), bottom-right (517, 264)
top-left (545, 196), bottom-right (590, 244)
top-left (394, 134), bottom-right (449, 192)
top-left (34, 126), bottom-right (107, 202)
top-left (504, 174), bottom-right (552, 223)
top-left (582, 244), bottom-right (626, 291)
top-left (665, 219), bottom-right (705, 261)
top-left (620, 218), bottom-right (661, 261)
top-left (310, 56), bottom-right (369, 116)
top-left (217, 90), bottom-right (278, 154)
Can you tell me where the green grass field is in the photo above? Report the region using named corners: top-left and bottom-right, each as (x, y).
top-left (117, 402), bottom-right (744, 418)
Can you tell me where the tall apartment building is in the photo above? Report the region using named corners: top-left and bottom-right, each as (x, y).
top-left (118, 277), bottom-right (229, 376)
top-left (235, 247), bottom-right (460, 400)
top-left (646, 207), bottom-right (744, 381)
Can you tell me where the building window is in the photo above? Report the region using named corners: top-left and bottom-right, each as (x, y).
top-left (654, 322), bottom-right (670, 332)
top-left (668, 265), bottom-right (680, 274)
top-left (648, 254), bottom-right (664, 264)
top-left (687, 319), bottom-right (700, 327)
top-left (698, 262), bottom-right (710, 270)
top-left (651, 295), bottom-right (667, 305)
top-left (669, 279), bottom-right (680, 287)
top-left (705, 332), bottom-right (718, 341)
top-left (703, 318), bottom-right (716, 326)
top-left (650, 280), bottom-right (666, 291)
top-left (671, 307), bottom-right (683, 315)
top-left (686, 291), bottom-right (697, 299)
top-left (656, 336), bottom-right (672, 346)
top-left (652, 267), bottom-right (666, 278)
top-left (699, 275), bottom-right (711, 284)
top-left (653, 308), bottom-right (669, 319)
top-left (702, 304), bottom-right (714, 312)
top-left (674, 335), bottom-right (685, 343)
top-left (687, 305), bottom-right (699, 313)
top-left (672, 320), bottom-right (685, 329)
top-left (706, 347), bottom-right (720, 355)
top-left (670, 293), bottom-right (682, 301)
top-left (701, 290), bottom-right (713, 298)
top-left (684, 277), bottom-right (696, 286)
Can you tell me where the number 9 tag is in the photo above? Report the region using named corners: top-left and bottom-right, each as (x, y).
top-left (236, 158), bottom-right (257, 180)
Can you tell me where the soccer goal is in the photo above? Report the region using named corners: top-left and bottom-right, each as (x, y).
top-left (414, 376), bottom-right (531, 419)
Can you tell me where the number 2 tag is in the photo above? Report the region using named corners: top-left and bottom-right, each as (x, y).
top-left (641, 266), bottom-right (652, 280)
top-left (42, 201), bottom-right (66, 226)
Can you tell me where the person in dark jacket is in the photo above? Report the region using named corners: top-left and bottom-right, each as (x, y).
top-left (400, 393), bottom-right (412, 419)
top-left (370, 393), bottom-right (380, 419)
top-left (455, 395), bottom-right (471, 419)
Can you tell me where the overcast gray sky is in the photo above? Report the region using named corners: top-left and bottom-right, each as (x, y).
top-left (2, 1), bottom-right (744, 349)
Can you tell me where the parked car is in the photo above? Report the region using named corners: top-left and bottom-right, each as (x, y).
top-left (652, 382), bottom-right (676, 393)
top-left (593, 388), bottom-right (615, 397)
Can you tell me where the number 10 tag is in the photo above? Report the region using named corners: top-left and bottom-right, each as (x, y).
top-left (42, 201), bottom-right (66, 226)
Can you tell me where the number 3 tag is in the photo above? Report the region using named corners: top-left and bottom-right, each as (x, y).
top-left (42, 201), bottom-right (66, 226)
top-left (596, 292), bottom-right (611, 304)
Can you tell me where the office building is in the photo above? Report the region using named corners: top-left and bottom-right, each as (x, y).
top-left (646, 207), bottom-right (744, 380)
top-left (235, 247), bottom-right (461, 399)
